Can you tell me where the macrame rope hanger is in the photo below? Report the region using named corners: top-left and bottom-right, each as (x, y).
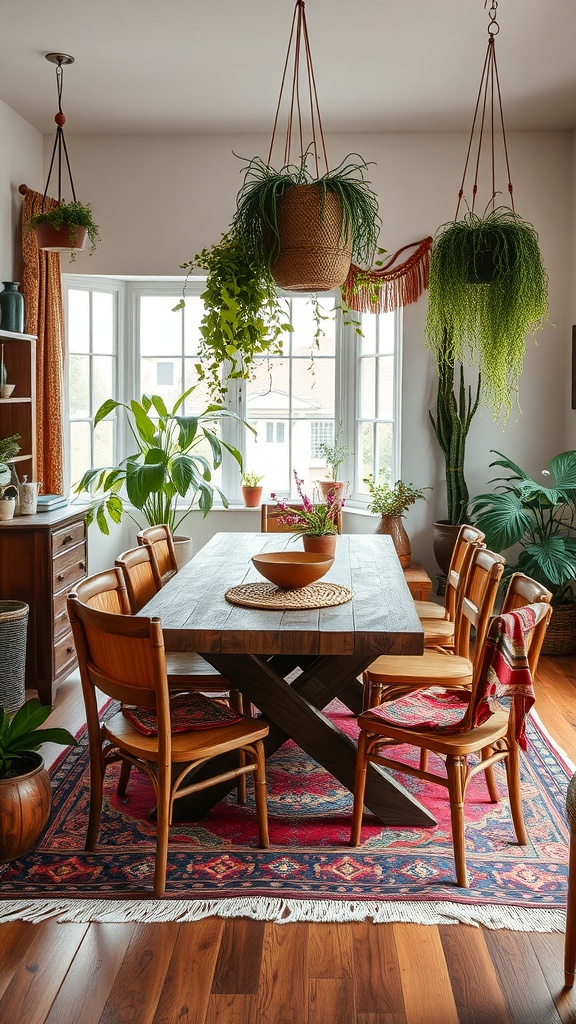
top-left (455, 0), bottom-right (515, 220)
top-left (42, 53), bottom-right (77, 211)
top-left (267, 0), bottom-right (329, 175)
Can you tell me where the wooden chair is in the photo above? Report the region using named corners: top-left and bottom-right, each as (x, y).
top-left (362, 547), bottom-right (506, 710)
top-left (418, 524), bottom-right (485, 649)
top-left (66, 595), bottom-right (270, 896)
top-left (137, 524), bottom-right (179, 585)
top-left (260, 502), bottom-right (342, 534)
top-left (351, 599), bottom-right (553, 887)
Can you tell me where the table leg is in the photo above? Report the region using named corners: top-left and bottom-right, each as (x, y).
top-left (172, 652), bottom-right (435, 827)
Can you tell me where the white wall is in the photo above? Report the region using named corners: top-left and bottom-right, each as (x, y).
top-left (52, 130), bottom-right (573, 579)
top-left (0, 99), bottom-right (42, 282)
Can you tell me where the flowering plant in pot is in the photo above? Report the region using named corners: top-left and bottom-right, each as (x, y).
top-left (365, 476), bottom-right (430, 568)
top-left (271, 471), bottom-right (344, 556)
top-left (0, 697), bottom-right (76, 863)
top-left (468, 450), bottom-right (576, 654)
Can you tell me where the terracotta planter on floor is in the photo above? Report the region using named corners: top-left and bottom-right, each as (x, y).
top-left (302, 534), bottom-right (337, 558)
top-left (374, 514), bottom-right (411, 568)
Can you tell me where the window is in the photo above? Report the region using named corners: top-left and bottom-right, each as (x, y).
top-left (63, 277), bottom-right (401, 506)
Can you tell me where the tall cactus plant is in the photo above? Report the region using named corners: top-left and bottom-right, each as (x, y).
top-left (429, 330), bottom-right (481, 526)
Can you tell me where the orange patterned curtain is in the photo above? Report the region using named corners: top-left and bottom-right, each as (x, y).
top-left (20, 186), bottom-right (64, 495)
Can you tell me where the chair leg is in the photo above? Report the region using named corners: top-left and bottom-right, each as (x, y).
top-left (86, 746), bottom-right (105, 851)
top-left (253, 740), bottom-right (269, 848)
top-left (229, 688), bottom-right (248, 803)
top-left (419, 748), bottom-right (429, 772)
top-left (117, 759), bottom-right (132, 796)
top-left (504, 743), bottom-right (528, 846)
top-left (154, 765), bottom-right (171, 897)
top-left (565, 827), bottom-right (576, 988)
top-left (350, 729), bottom-right (368, 846)
top-left (446, 755), bottom-right (469, 888)
top-left (237, 749), bottom-right (247, 805)
top-left (482, 746), bottom-right (500, 803)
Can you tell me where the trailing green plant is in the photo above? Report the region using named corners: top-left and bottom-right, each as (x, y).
top-left (74, 385), bottom-right (249, 535)
top-left (0, 698), bottom-right (76, 778)
top-left (468, 450), bottom-right (576, 604)
top-left (429, 330), bottom-right (481, 526)
top-left (365, 476), bottom-right (430, 518)
top-left (232, 150), bottom-right (380, 272)
top-left (176, 232), bottom-right (292, 400)
top-left (29, 200), bottom-right (101, 259)
top-left (425, 207), bottom-right (548, 421)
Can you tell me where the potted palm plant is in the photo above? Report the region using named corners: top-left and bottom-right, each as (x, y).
top-left (74, 385), bottom-right (248, 560)
top-left (0, 697), bottom-right (76, 863)
top-left (468, 450), bottom-right (576, 654)
top-left (29, 200), bottom-right (101, 260)
top-left (365, 476), bottom-right (429, 568)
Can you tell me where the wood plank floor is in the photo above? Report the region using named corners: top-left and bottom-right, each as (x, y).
top-left (2, 656), bottom-right (576, 1024)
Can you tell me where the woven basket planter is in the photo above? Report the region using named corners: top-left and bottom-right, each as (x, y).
top-left (0, 600), bottom-right (29, 712)
top-left (271, 184), bottom-right (352, 292)
top-left (541, 601), bottom-right (576, 657)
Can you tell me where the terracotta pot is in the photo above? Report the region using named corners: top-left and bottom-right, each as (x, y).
top-left (242, 485), bottom-right (263, 508)
top-left (374, 514), bottom-right (411, 568)
top-left (0, 752), bottom-right (52, 864)
top-left (302, 533), bottom-right (338, 558)
top-left (34, 222), bottom-right (87, 254)
top-left (318, 481), bottom-right (346, 502)
top-left (433, 520), bottom-right (462, 576)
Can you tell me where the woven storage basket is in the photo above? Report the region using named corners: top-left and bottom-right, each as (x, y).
top-left (271, 183), bottom-right (352, 291)
top-left (541, 601), bottom-right (576, 657)
top-left (0, 601), bottom-right (28, 712)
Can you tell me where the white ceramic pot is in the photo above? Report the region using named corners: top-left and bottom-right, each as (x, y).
top-left (0, 498), bottom-right (15, 521)
top-left (173, 535), bottom-right (194, 570)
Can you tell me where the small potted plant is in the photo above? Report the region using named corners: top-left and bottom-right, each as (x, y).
top-left (29, 200), bottom-right (101, 261)
top-left (0, 697), bottom-right (76, 863)
top-left (317, 429), bottom-right (352, 501)
top-left (241, 471), bottom-right (264, 508)
top-left (365, 476), bottom-right (429, 567)
top-left (271, 470), bottom-right (344, 557)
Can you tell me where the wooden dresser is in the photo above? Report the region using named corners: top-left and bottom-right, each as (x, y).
top-left (0, 505), bottom-right (87, 705)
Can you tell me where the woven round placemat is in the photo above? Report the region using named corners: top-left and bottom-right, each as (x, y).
top-left (225, 581), bottom-right (353, 610)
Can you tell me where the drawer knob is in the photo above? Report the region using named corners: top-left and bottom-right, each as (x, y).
top-left (80, 561), bottom-right (86, 570)
top-left (63, 534), bottom-right (73, 544)
top-left (56, 573), bottom-right (64, 582)
top-left (66, 646), bottom-right (74, 654)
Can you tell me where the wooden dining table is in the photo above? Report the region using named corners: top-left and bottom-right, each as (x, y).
top-left (139, 531), bottom-right (435, 827)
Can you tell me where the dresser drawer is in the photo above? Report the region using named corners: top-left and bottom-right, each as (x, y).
top-left (52, 520), bottom-right (86, 556)
top-left (54, 629), bottom-right (77, 677)
top-left (53, 587), bottom-right (78, 640)
top-left (53, 544), bottom-right (87, 594)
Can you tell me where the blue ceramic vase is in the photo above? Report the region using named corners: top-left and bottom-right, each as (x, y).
top-left (0, 282), bottom-right (25, 333)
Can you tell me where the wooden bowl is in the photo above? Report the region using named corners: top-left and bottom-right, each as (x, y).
top-left (252, 551), bottom-right (334, 589)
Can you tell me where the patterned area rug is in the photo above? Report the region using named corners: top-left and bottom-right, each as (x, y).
top-left (0, 701), bottom-right (572, 928)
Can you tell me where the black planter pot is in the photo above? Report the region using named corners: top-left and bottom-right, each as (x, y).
top-left (433, 520), bottom-right (461, 577)
top-left (465, 233), bottom-right (517, 284)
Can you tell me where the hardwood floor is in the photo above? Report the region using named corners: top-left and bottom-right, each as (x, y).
top-left (2, 657), bottom-right (576, 1023)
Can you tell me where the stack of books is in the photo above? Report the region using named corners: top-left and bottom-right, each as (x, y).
top-left (36, 494), bottom-right (68, 512)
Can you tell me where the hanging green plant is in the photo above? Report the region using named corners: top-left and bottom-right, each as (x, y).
top-left (425, 207), bottom-right (548, 420)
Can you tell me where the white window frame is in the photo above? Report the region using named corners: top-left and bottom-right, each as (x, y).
top-left (62, 276), bottom-right (402, 507)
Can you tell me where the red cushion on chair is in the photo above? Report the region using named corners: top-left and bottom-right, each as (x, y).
top-left (122, 692), bottom-right (244, 736)
top-left (369, 688), bottom-right (471, 733)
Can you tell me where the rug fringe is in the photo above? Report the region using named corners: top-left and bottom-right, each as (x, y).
top-left (0, 898), bottom-right (566, 931)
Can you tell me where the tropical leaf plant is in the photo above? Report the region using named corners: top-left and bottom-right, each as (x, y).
top-left (0, 698), bottom-right (76, 778)
top-left (74, 386), bottom-right (250, 534)
top-left (468, 450), bottom-right (576, 602)
top-left (425, 207), bottom-right (548, 421)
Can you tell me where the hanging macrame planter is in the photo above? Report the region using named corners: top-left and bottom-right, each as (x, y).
top-left (424, 0), bottom-right (548, 421)
top-left (232, 0), bottom-right (380, 293)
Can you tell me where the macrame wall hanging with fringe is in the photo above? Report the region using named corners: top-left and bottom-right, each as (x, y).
top-left (341, 235), bottom-right (433, 314)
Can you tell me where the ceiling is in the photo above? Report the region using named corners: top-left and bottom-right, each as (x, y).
top-left (0, 0), bottom-right (575, 137)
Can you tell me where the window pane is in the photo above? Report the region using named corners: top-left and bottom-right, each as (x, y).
top-left (360, 314), bottom-right (376, 354)
top-left (93, 356), bottom-right (114, 414)
top-left (246, 418), bottom-right (289, 494)
top-left (92, 292), bottom-right (114, 354)
top-left (184, 359), bottom-right (212, 410)
top-left (67, 290), bottom-right (90, 353)
top-left (310, 421), bottom-right (334, 458)
top-left (69, 355), bottom-right (90, 417)
top-left (70, 421), bottom-right (91, 487)
top-left (140, 357), bottom-right (182, 405)
top-left (247, 360), bottom-right (290, 416)
top-left (377, 356), bottom-right (394, 419)
top-left (183, 297), bottom-right (203, 356)
top-left (140, 296), bottom-right (182, 356)
top-left (359, 358), bottom-right (376, 419)
top-left (359, 423), bottom-right (373, 493)
top-left (376, 422), bottom-right (394, 483)
top-left (94, 419), bottom-right (114, 468)
top-left (377, 312), bottom-right (395, 354)
top-left (292, 356), bottom-right (334, 413)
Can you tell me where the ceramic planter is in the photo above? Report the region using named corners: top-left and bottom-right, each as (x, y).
top-left (374, 514), bottom-right (411, 568)
top-left (34, 222), bottom-right (87, 253)
top-left (302, 533), bottom-right (337, 558)
top-left (242, 485), bottom-right (263, 508)
top-left (0, 752), bottom-right (52, 863)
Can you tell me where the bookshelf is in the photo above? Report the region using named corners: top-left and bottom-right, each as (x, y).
top-left (0, 329), bottom-right (37, 481)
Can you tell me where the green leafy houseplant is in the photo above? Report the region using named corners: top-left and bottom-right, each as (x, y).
top-left (29, 200), bottom-right (101, 259)
top-left (242, 471), bottom-right (264, 487)
top-left (425, 207), bottom-right (548, 421)
top-left (468, 450), bottom-right (576, 603)
top-left (74, 386), bottom-right (247, 535)
top-left (317, 431), bottom-right (353, 482)
top-left (429, 330), bottom-right (481, 526)
top-left (365, 477), bottom-right (429, 518)
top-left (0, 698), bottom-right (76, 779)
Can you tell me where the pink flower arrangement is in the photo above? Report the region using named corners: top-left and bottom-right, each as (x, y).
top-left (271, 471), bottom-right (344, 537)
